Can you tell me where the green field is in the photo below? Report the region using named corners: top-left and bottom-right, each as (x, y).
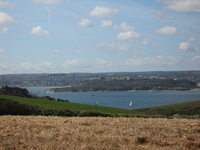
top-left (135, 100), bottom-right (200, 117)
top-left (1, 95), bottom-right (200, 118)
top-left (0, 95), bottom-right (136, 116)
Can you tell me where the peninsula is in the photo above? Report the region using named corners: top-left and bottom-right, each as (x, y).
top-left (43, 78), bottom-right (197, 93)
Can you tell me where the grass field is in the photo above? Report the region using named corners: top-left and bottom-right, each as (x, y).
top-left (136, 100), bottom-right (200, 118)
top-left (1, 116), bottom-right (200, 150)
top-left (1, 95), bottom-right (200, 118)
top-left (0, 95), bottom-right (136, 116)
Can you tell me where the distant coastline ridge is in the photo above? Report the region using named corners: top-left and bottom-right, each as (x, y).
top-left (42, 78), bottom-right (198, 93)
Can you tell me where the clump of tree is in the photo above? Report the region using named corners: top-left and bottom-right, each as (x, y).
top-left (0, 86), bottom-right (69, 102)
top-left (31, 95), bottom-right (69, 102)
top-left (0, 98), bottom-right (40, 115)
top-left (0, 98), bottom-right (111, 117)
top-left (0, 86), bottom-right (30, 97)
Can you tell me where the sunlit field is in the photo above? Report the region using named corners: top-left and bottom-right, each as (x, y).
top-left (1, 116), bottom-right (200, 150)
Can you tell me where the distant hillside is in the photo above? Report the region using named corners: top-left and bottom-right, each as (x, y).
top-left (0, 71), bottom-right (200, 87)
top-left (44, 78), bottom-right (197, 93)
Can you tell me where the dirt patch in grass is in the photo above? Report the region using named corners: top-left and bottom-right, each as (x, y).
top-left (0, 116), bottom-right (200, 150)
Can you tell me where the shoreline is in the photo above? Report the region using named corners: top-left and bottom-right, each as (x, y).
top-left (40, 88), bottom-right (200, 94)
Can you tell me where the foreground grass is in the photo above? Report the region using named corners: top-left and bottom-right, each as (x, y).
top-left (0, 116), bottom-right (200, 150)
top-left (136, 100), bottom-right (200, 118)
top-left (0, 95), bottom-right (136, 116)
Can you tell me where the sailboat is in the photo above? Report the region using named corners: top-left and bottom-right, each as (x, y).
top-left (92, 94), bottom-right (98, 105)
top-left (129, 101), bottom-right (132, 107)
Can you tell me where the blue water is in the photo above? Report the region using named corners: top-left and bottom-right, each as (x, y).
top-left (26, 87), bottom-right (200, 110)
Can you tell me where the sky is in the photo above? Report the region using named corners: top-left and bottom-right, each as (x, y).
top-left (0, 0), bottom-right (200, 74)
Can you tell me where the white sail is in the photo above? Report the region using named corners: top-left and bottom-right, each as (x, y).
top-left (129, 101), bottom-right (132, 106)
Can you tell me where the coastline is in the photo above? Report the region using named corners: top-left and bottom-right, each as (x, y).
top-left (41, 88), bottom-right (200, 94)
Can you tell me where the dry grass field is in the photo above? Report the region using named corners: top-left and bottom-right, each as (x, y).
top-left (0, 116), bottom-right (200, 150)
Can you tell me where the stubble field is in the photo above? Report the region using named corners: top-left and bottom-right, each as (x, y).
top-left (0, 116), bottom-right (200, 150)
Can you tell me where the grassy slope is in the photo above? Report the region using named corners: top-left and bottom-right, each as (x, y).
top-left (1, 95), bottom-right (200, 117)
top-left (135, 100), bottom-right (200, 117)
top-left (0, 95), bottom-right (136, 116)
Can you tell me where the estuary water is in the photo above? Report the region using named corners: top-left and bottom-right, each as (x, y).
top-left (26, 87), bottom-right (200, 110)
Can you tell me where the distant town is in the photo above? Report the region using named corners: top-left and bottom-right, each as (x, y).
top-left (0, 71), bottom-right (200, 88)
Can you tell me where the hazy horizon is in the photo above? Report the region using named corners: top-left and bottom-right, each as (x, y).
top-left (1, 70), bottom-right (200, 76)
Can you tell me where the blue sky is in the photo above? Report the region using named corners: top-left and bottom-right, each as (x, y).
top-left (0, 0), bottom-right (200, 74)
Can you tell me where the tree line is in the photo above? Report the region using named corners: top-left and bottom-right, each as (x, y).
top-left (0, 86), bottom-right (69, 102)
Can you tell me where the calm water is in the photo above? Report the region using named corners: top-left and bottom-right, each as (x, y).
top-left (26, 87), bottom-right (200, 110)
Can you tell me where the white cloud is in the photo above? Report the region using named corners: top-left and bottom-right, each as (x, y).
top-left (96, 42), bottom-right (138, 57)
top-left (19, 63), bottom-right (33, 70)
top-left (3, 62), bottom-right (55, 73)
top-left (191, 56), bottom-right (200, 64)
top-left (114, 22), bottom-right (134, 31)
top-left (35, 62), bottom-right (55, 71)
top-left (67, 59), bottom-right (112, 68)
top-left (78, 18), bottom-right (93, 27)
top-left (97, 42), bottom-right (129, 52)
top-left (89, 6), bottom-right (118, 17)
top-left (29, 26), bottom-right (50, 37)
top-left (32, 0), bottom-right (62, 5)
top-left (116, 31), bottom-right (151, 45)
top-left (63, 59), bottom-right (91, 68)
top-left (0, 11), bottom-right (15, 24)
top-left (162, 0), bottom-right (200, 12)
top-left (4, 62), bottom-right (56, 73)
top-left (62, 58), bottom-right (113, 72)
top-left (187, 37), bottom-right (196, 42)
top-left (155, 26), bottom-right (177, 35)
top-left (0, 64), bottom-right (7, 72)
top-left (0, 60), bottom-right (114, 74)
top-left (156, 11), bottom-right (169, 24)
top-left (124, 56), bottom-right (179, 66)
top-left (1, 27), bottom-right (8, 34)
top-left (116, 31), bottom-right (143, 41)
top-left (0, 48), bottom-right (5, 53)
top-left (179, 42), bottom-right (200, 52)
top-left (100, 20), bottom-right (112, 27)
top-left (93, 58), bottom-right (112, 66)
top-left (142, 39), bottom-right (151, 45)
top-left (179, 42), bottom-right (190, 50)
top-left (0, 1), bottom-right (12, 8)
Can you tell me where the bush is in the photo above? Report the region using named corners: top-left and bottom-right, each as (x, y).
top-left (78, 111), bottom-right (111, 117)
top-left (0, 98), bottom-right (39, 115)
top-left (136, 137), bottom-right (148, 144)
top-left (0, 86), bottom-right (30, 97)
top-left (57, 109), bottom-right (79, 117)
